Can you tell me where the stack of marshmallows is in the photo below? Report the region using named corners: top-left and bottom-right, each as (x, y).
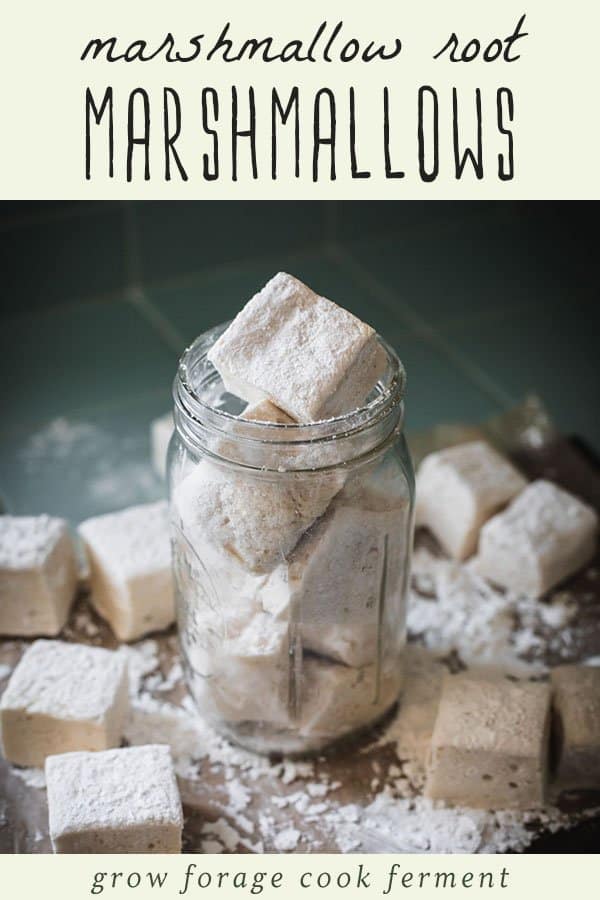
top-left (171, 272), bottom-right (410, 752)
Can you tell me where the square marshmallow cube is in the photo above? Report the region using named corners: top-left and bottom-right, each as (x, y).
top-left (173, 460), bottom-right (343, 573)
top-left (79, 501), bottom-right (174, 641)
top-left (150, 412), bottom-right (174, 478)
top-left (416, 441), bottom-right (527, 560)
top-left (262, 487), bottom-right (407, 666)
top-left (475, 480), bottom-right (598, 598)
top-left (46, 744), bottom-right (183, 853)
top-left (425, 672), bottom-right (551, 809)
top-left (0, 640), bottom-right (128, 767)
top-left (207, 272), bottom-right (387, 422)
top-left (551, 665), bottom-right (600, 788)
top-left (0, 515), bottom-right (78, 636)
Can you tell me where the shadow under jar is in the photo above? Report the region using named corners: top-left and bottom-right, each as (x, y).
top-left (168, 323), bottom-right (415, 755)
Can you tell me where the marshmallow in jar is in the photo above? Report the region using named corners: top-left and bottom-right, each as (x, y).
top-left (169, 274), bottom-right (414, 754)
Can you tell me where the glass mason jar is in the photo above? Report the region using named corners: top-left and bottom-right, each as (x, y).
top-left (168, 323), bottom-right (415, 755)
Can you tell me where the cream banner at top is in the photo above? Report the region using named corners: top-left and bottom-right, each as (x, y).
top-left (1, 0), bottom-right (598, 199)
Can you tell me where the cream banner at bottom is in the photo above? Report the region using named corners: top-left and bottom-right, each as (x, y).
top-left (0, 853), bottom-right (598, 899)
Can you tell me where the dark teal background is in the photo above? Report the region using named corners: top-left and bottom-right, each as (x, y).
top-left (0, 200), bottom-right (597, 523)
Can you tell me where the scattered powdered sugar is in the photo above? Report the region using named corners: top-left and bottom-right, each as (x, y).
top-left (2, 548), bottom-right (595, 855)
top-left (12, 767), bottom-right (47, 789)
top-left (19, 417), bottom-right (164, 518)
top-left (273, 827), bottom-right (301, 851)
top-left (408, 547), bottom-right (579, 674)
top-left (345, 791), bottom-right (578, 854)
top-left (21, 419), bottom-right (102, 466)
top-left (116, 636), bottom-right (597, 855)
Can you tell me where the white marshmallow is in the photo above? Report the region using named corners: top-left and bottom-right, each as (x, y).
top-left (0, 515), bottom-right (78, 636)
top-left (79, 501), bottom-right (174, 641)
top-left (0, 640), bottom-right (128, 767)
top-left (150, 412), bottom-right (173, 477)
top-left (207, 272), bottom-right (386, 422)
top-left (475, 480), bottom-right (598, 598)
top-left (173, 459), bottom-right (343, 574)
top-left (46, 745), bottom-right (182, 853)
top-left (416, 441), bottom-right (527, 559)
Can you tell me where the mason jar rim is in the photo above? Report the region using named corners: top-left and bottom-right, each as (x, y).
top-left (172, 322), bottom-right (406, 468)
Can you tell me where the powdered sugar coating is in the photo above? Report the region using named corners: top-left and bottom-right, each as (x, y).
top-left (1, 640), bottom-right (127, 721)
top-left (0, 516), bottom-right (78, 637)
top-left (173, 460), bottom-right (343, 573)
top-left (207, 272), bottom-right (386, 422)
top-left (476, 480), bottom-right (598, 597)
top-left (0, 515), bottom-right (68, 570)
top-left (46, 745), bottom-right (182, 851)
top-left (79, 501), bottom-right (171, 581)
top-left (416, 441), bottom-right (526, 559)
top-left (79, 501), bottom-right (174, 640)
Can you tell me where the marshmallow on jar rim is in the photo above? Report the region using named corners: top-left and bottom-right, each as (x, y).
top-left (0, 515), bottom-right (78, 637)
top-left (415, 440), bottom-right (527, 560)
top-left (474, 479), bottom-right (598, 598)
top-left (207, 272), bottom-right (387, 423)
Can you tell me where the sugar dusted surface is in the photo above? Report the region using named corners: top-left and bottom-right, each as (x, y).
top-left (419, 441), bottom-right (526, 504)
top-left (1, 640), bottom-right (127, 721)
top-left (432, 672), bottom-right (550, 757)
top-left (0, 516), bottom-right (68, 570)
top-left (481, 479), bottom-right (598, 555)
top-left (46, 744), bottom-right (182, 837)
top-left (79, 501), bottom-right (170, 579)
top-left (207, 272), bottom-right (385, 422)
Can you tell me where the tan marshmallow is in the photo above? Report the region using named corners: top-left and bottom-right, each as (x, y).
top-left (0, 640), bottom-right (128, 767)
top-left (298, 657), bottom-right (401, 745)
top-left (46, 745), bottom-right (182, 853)
top-left (425, 672), bottom-right (551, 809)
top-left (261, 476), bottom-right (410, 666)
top-left (173, 459), bottom-right (343, 574)
top-left (551, 665), bottom-right (600, 788)
top-left (0, 515), bottom-right (78, 636)
top-left (79, 501), bottom-right (174, 641)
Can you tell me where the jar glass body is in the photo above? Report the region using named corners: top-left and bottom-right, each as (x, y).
top-left (168, 324), bottom-right (415, 755)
